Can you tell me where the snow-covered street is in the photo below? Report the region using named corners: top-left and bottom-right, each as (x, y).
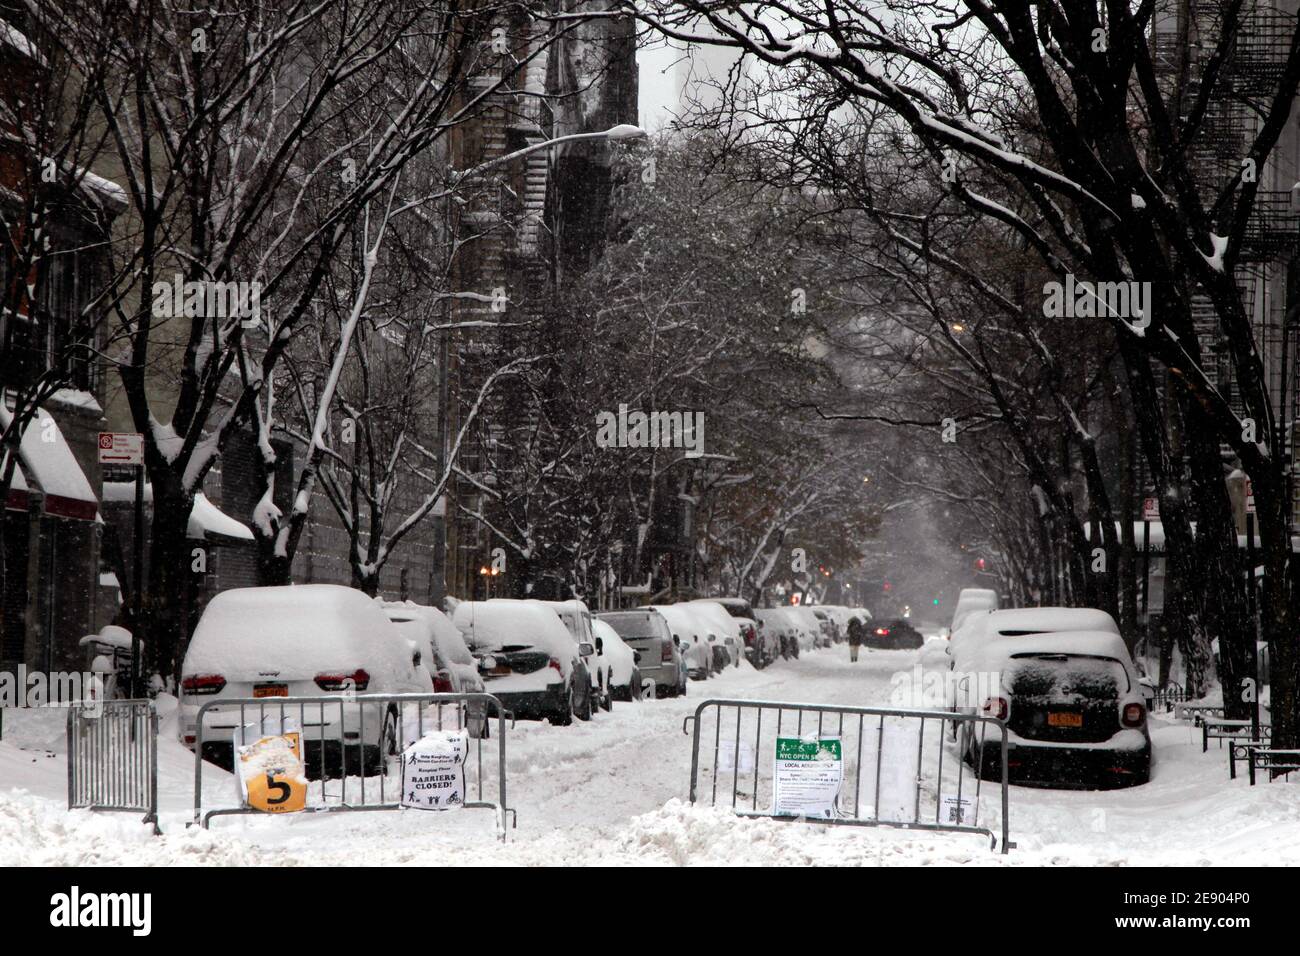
top-left (4, 644), bottom-right (1298, 866)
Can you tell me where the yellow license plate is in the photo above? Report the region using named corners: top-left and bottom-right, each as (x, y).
top-left (1048, 711), bottom-right (1083, 727)
top-left (253, 684), bottom-right (288, 698)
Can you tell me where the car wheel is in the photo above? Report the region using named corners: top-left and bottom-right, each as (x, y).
top-left (576, 682), bottom-right (594, 721)
top-left (550, 685), bottom-right (574, 727)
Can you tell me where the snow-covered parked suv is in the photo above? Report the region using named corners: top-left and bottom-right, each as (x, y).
top-left (651, 604), bottom-right (714, 679)
top-left (380, 600), bottom-right (484, 695)
top-left (180, 585), bottom-right (432, 776)
top-left (963, 630), bottom-right (1152, 789)
top-left (453, 600), bottom-right (594, 724)
top-left (533, 599), bottom-right (611, 711)
top-left (591, 618), bottom-right (643, 701)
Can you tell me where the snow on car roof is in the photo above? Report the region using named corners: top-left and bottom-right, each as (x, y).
top-left (452, 599), bottom-right (576, 655)
top-left (678, 601), bottom-right (740, 639)
top-left (985, 607), bottom-right (1120, 637)
top-left (972, 630), bottom-right (1137, 676)
top-left (382, 600), bottom-right (475, 667)
top-left (650, 604), bottom-right (710, 639)
top-left (184, 584), bottom-right (414, 682)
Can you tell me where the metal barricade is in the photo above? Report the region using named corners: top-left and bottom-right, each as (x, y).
top-left (193, 692), bottom-right (515, 838)
top-left (684, 698), bottom-right (1012, 853)
top-left (66, 698), bottom-right (159, 833)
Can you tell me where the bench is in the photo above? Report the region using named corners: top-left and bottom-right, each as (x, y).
top-left (1202, 717), bottom-right (1269, 753)
top-left (1247, 748), bottom-right (1300, 785)
top-left (1228, 739), bottom-right (1271, 779)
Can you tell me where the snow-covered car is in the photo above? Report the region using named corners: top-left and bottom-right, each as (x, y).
top-left (596, 608), bottom-right (685, 696)
top-left (453, 600), bottom-right (594, 724)
top-left (700, 597), bottom-right (773, 667)
top-left (963, 630), bottom-right (1152, 789)
top-left (380, 600), bottom-right (484, 695)
top-left (650, 604), bottom-right (714, 679)
top-left (532, 599), bottom-right (611, 711)
top-left (810, 607), bottom-right (840, 644)
top-left (684, 600), bottom-right (746, 668)
top-left (180, 584), bottom-right (432, 776)
top-left (951, 587), bottom-right (998, 634)
top-left (754, 607), bottom-right (797, 659)
top-left (787, 606), bottom-right (830, 649)
top-left (591, 618), bottom-right (642, 701)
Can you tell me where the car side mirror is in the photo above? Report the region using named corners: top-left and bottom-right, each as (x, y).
top-left (595, 637), bottom-right (604, 654)
top-left (673, 635), bottom-right (681, 646)
top-left (578, 641), bottom-right (595, 657)
top-left (633, 651), bottom-right (642, 664)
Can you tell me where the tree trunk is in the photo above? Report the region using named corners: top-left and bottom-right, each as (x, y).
top-left (142, 478), bottom-right (195, 690)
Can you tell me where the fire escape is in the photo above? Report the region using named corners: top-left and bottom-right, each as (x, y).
top-left (1152, 3), bottom-right (1299, 459)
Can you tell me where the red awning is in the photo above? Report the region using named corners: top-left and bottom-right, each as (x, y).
top-left (1, 406), bottom-right (99, 521)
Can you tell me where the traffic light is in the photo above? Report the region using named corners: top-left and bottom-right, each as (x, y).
top-left (883, 581), bottom-right (892, 592)
top-left (932, 598), bottom-right (940, 606)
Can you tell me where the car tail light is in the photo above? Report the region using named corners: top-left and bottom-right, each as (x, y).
top-left (1122, 703), bottom-right (1145, 727)
top-left (181, 674), bottom-right (226, 696)
top-left (433, 671), bottom-right (454, 693)
top-left (183, 733), bottom-right (196, 746)
top-left (661, 640), bottom-right (673, 662)
top-left (875, 627), bottom-right (889, 636)
top-left (744, 625), bottom-right (756, 646)
top-left (548, 658), bottom-right (563, 676)
top-left (983, 697), bottom-right (1009, 720)
top-left (314, 668), bottom-right (370, 692)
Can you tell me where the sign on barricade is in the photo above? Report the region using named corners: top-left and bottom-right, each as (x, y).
top-left (194, 692), bottom-right (514, 838)
top-left (684, 698), bottom-right (1013, 852)
top-left (400, 730), bottom-right (468, 811)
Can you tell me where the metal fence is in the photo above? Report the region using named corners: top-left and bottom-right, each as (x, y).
top-left (193, 692), bottom-right (515, 838)
top-left (1149, 683), bottom-right (1189, 713)
top-left (66, 698), bottom-right (159, 833)
top-left (684, 698), bottom-right (1012, 853)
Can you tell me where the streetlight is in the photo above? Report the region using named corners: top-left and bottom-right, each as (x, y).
top-left (450, 125), bottom-right (648, 184)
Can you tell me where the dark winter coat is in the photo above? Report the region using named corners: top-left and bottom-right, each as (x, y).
top-left (847, 618), bottom-right (865, 646)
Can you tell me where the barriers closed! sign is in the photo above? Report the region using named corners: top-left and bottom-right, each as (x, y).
top-left (772, 735), bottom-right (843, 819)
top-left (401, 730), bottom-right (468, 811)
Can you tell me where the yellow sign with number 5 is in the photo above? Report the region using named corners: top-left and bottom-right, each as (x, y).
top-left (238, 733), bottom-right (307, 813)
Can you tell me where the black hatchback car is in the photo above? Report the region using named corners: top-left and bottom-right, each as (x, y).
top-left (865, 619), bottom-right (924, 649)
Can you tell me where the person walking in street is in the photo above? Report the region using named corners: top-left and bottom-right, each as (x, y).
top-left (848, 614), bottom-right (865, 662)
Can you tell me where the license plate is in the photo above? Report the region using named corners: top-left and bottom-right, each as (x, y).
top-left (253, 684), bottom-right (288, 698)
top-left (1047, 711), bottom-right (1082, 728)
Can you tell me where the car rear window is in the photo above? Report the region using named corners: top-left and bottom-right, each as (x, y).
top-left (599, 614), bottom-right (664, 640)
top-left (1006, 654), bottom-right (1130, 699)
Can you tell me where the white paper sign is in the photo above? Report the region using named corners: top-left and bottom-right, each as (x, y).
top-left (773, 735), bottom-right (843, 819)
top-left (876, 719), bottom-right (921, 823)
top-left (400, 730), bottom-right (468, 811)
top-left (939, 794), bottom-right (975, 826)
top-left (718, 739), bottom-right (755, 774)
